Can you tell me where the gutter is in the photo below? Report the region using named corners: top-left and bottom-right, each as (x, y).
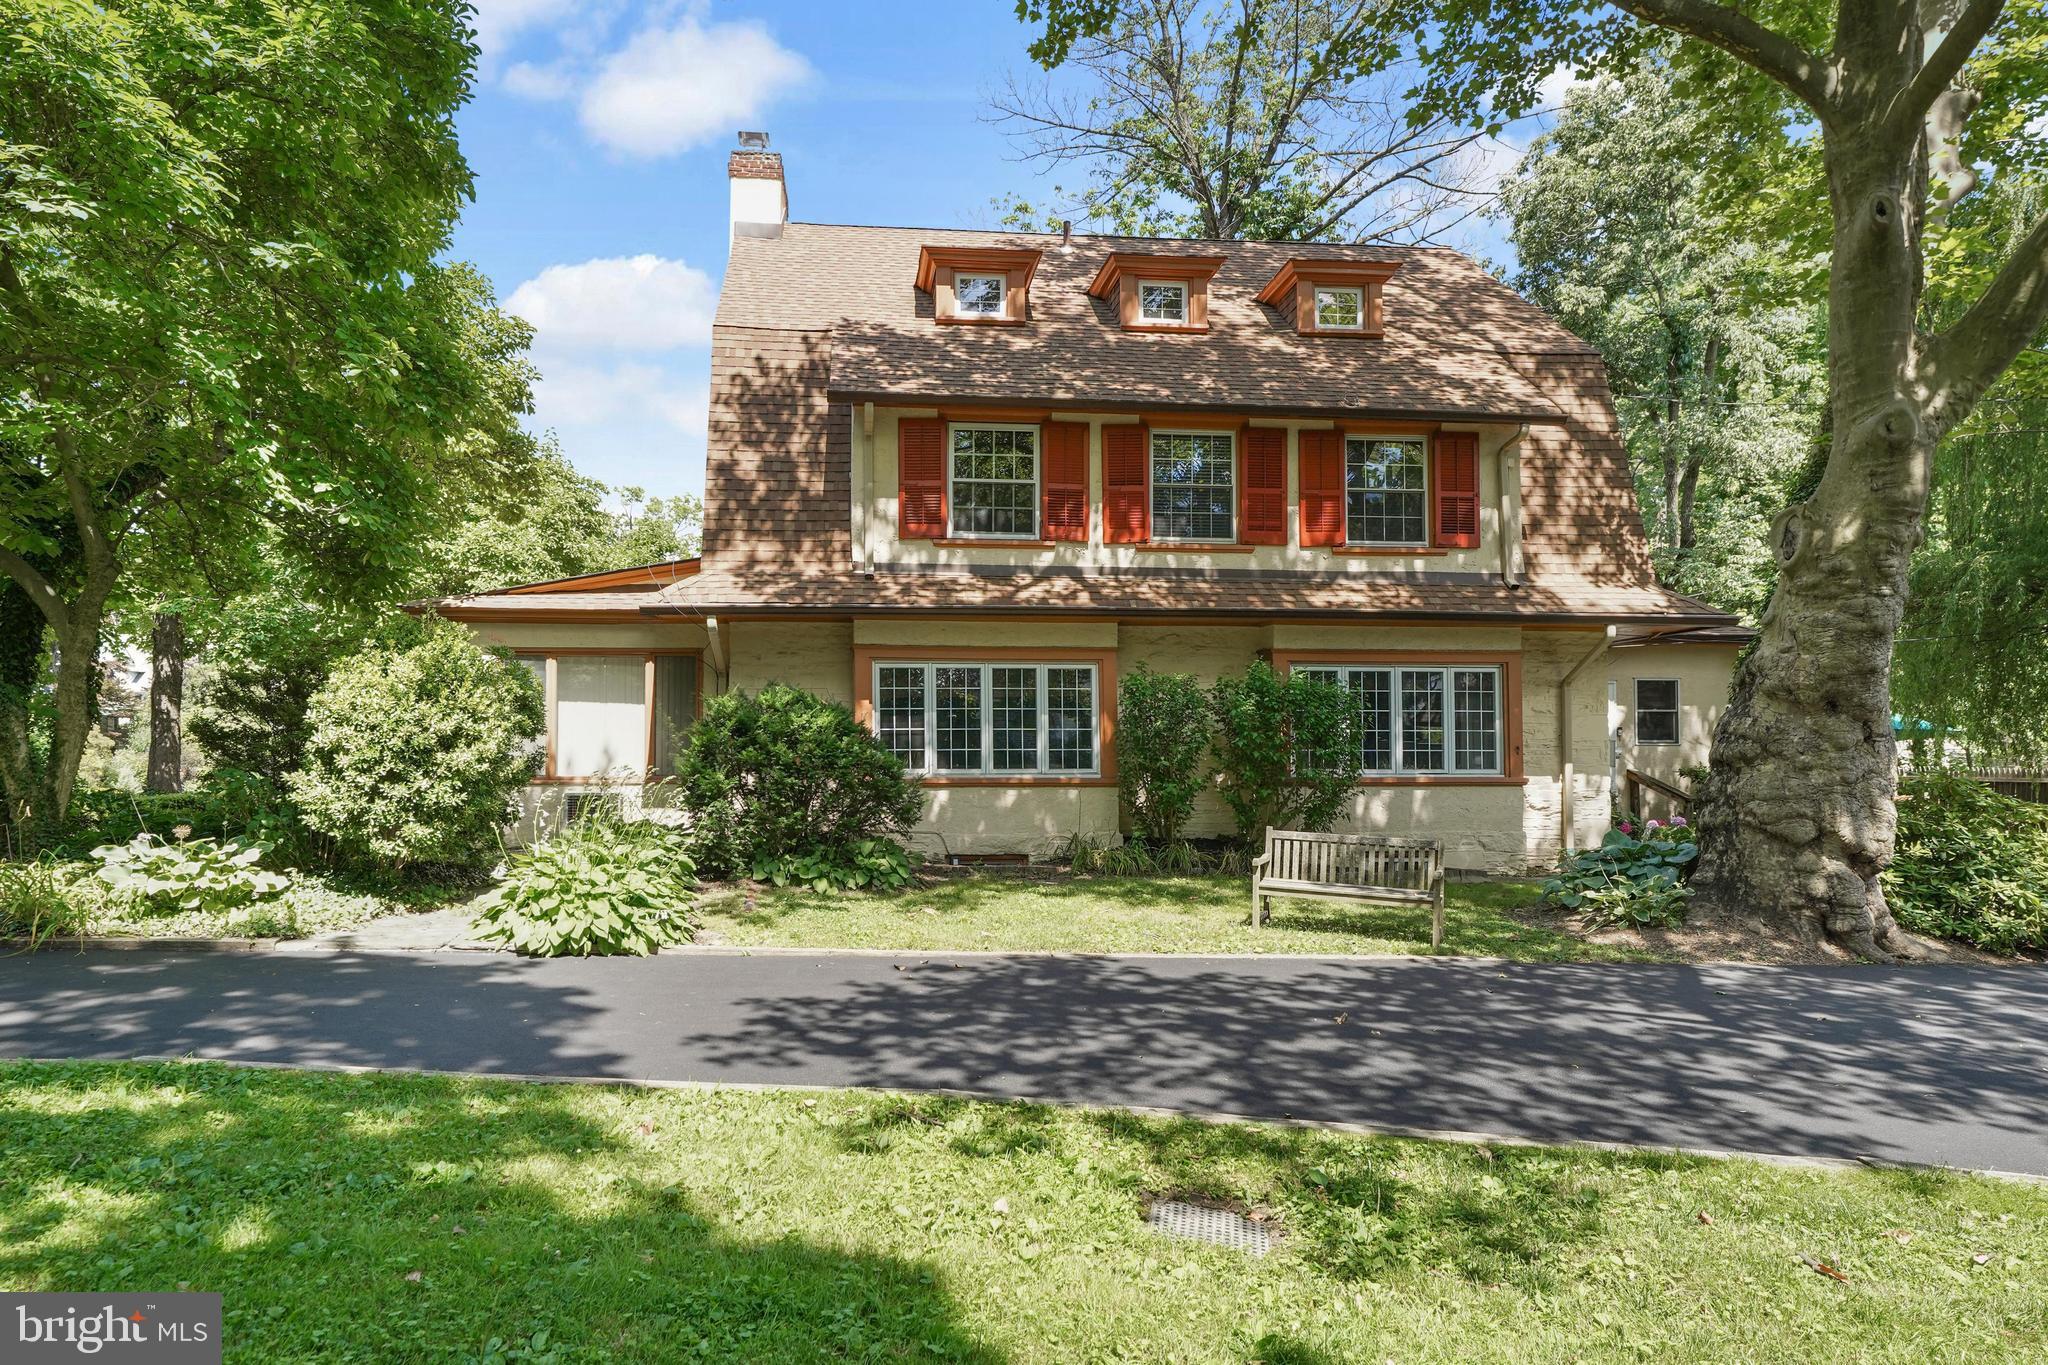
top-left (1558, 625), bottom-right (1615, 857)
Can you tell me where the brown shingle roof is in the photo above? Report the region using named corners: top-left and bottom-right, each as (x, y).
top-left (717, 224), bottom-right (1588, 420)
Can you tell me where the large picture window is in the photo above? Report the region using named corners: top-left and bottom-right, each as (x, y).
top-left (872, 661), bottom-right (1098, 777)
top-left (1346, 437), bottom-right (1428, 545)
top-left (1151, 431), bottom-right (1235, 541)
top-left (1293, 664), bottom-right (1502, 775)
top-left (949, 425), bottom-right (1039, 538)
top-left (514, 652), bottom-right (697, 780)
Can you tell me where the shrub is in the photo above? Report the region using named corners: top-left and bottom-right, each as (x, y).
top-left (45, 770), bottom-right (292, 861)
top-left (676, 684), bottom-right (922, 879)
top-left (1210, 661), bottom-right (1361, 842)
top-left (0, 860), bottom-right (98, 945)
top-left (90, 834), bottom-right (290, 913)
top-left (1115, 665), bottom-right (1214, 845)
top-left (472, 813), bottom-right (696, 957)
top-left (751, 838), bottom-right (916, 892)
top-left (1543, 819), bottom-right (1697, 928)
top-left (1885, 772), bottom-right (2048, 954)
top-left (188, 592), bottom-right (362, 782)
top-left (288, 624), bottom-right (544, 873)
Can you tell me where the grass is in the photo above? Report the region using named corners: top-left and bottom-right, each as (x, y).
top-left (697, 873), bottom-right (1660, 961)
top-left (1, 1061), bottom-right (2042, 1362)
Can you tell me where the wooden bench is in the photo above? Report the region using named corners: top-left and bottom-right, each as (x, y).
top-left (1250, 829), bottom-right (1447, 947)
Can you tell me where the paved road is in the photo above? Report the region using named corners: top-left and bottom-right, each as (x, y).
top-left (3, 948), bottom-right (2044, 1174)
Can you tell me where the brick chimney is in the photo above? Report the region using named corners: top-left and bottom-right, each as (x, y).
top-left (728, 131), bottom-right (786, 246)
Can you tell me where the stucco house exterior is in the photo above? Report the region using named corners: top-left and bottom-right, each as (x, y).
top-left (431, 137), bottom-right (1746, 871)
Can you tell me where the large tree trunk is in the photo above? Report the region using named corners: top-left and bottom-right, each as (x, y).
top-left (147, 611), bottom-right (185, 793)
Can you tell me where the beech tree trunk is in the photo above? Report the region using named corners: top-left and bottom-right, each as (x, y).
top-left (147, 611), bottom-right (185, 793)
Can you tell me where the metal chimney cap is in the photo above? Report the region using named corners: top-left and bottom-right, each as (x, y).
top-left (737, 130), bottom-right (770, 149)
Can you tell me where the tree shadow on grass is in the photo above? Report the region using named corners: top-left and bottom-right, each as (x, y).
top-left (0, 1060), bottom-right (1000, 1363)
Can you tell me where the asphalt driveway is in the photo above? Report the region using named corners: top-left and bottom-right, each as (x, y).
top-left (2, 947), bottom-right (2044, 1175)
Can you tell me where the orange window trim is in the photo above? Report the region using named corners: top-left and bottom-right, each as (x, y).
top-left (1269, 650), bottom-right (1525, 782)
top-left (851, 644), bottom-right (1118, 787)
top-left (516, 649), bottom-right (703, 782)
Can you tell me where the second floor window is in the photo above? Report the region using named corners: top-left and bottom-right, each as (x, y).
top-left (1138, 280), bottom-right (1188, 323)
top-left (950, 425), bottom-right (1038, 538)
top-left (955, 273), bottom-right (1006, 318)
top-left (1151, 431), bottom-right (1235, 541)
top-left (1315, 285), bottom-right (1364, 330)
top-left (1346, 437), bottom-right (1428, 545)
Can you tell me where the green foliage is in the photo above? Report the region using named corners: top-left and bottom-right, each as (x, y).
top-left (676, 685), bottom-right (923, 880)
top-left (187, 591), bottom-right (365, 782)
top-left (751, 838), bottom-right (916, 893)
top-left (1885, 772), bottom-right (2048, 955)
top-left (472, 815), bottom-right (697, 957)
top-left (1210, 661), bottom-right (1360, 843)
top-left (44, 771), bottom-right (289, 860)
top-left (1543, 820), bottom-right (1698, 927)
top-left (288, 625), bottom-right (544, 874)
top-left (90, 834), bottom-right (289, 914)
top-left (1114, 665), bottom-right (1213, 845)
top-left (1064, 833), bottom-right (1208, 876)
top-left (0, 858), bottom-right (97, 944)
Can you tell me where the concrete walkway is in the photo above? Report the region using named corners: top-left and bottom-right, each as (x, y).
top-left (285, 907), bottom-right (493, 953)
top-left (2, 948), bottom-right (2044, 1175)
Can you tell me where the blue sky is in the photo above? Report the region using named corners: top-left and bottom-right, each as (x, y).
top-left (451, 1), bottom-right (1548, 501)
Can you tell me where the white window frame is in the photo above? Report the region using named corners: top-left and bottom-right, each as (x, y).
top-left (1314, 284), bottom-right (1365, 331)
top-left (1634, 677), bottom-right (1682, 746)
top-left (1149, 428), bottom-right (1237, 543)
top-left (871, 661), bottom-right (1100, 778)
top-left (945, 422), bottom-right (1041, 540)
top-left (1137, 278), bottom-right (1189, 324)
top-left (1343, 434), bottom-right (1430, 547)
top-left (1292, 663), bottom-right (1504, 776)
top-left (953, 272), bottom-right (1007, 319)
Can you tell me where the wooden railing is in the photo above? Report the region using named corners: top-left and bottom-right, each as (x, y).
top-left (1967, 767), bottom-right (2048, 804)
top-left (1624, 768), bottom-right (1693, 822)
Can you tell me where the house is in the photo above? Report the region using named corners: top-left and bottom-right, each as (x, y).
top-left (431, 135), bottom-right (1746, 871)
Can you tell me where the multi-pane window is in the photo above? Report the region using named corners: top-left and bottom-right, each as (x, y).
top-left (1315, 285), bottom-right (1364, 329)
top-left (1151, 431), bottom-right (1235, 541)
top-left (950, 425), bottom-right (1038, 538)
top-left (1635, 679), bottom-right (1680, 745)
top-left (873, 662), bottom-right (1099, 776)
top-left (1346, 437), bottom-right (1428, 545)
top-left (955, 273), bottom-right (1005, 317)
top-left (1294, 664), bottom-right (1503, 775)
top-left (1138, 280), bottom-right (1188, 323)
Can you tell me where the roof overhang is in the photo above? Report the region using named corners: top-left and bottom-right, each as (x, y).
top-left (820, 385), bottom-right (1567, 426)
top-left (914, 245), bottom-right (1044, 294)
top-left (1254, 257), bottom-right (1403, 308)
top-left (1084, 252), bottom-right (1228, 298)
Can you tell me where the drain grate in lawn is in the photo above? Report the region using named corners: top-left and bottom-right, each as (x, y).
top-left (1145, 1199), bottom-right (1275, 1256)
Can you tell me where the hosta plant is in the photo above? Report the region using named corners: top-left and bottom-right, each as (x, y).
top-left (91, 834), bottom-right (290, 913)
top-left (472, 816), bottom-right (696, 957)
top-left (1543, 819), bottom-right (1698, 929)
top-left (752, 838), bottom-right (916, 893)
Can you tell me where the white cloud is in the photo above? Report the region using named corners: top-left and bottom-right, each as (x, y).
top-left (532, 360), bottom-right (707, 436)
top-left (508, 255), bottom-right (718, 351)
top-left (502, 59), bottom-right (577, 100)
top-left (578, 16), bottom-right (810, 158)
top-left (468, 0), bottom-right (577, 63)
top-left (1462, 134), bottom-right (1528, 197)
top-left (1536, 65), bottom-right (1592, 112)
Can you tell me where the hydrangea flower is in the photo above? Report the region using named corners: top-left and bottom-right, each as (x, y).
top-left (1645, 819), bottom-right (1663, 831)
top-left (1618, 821), bottom-right (1634, 835)
top-left (1670, 816), bottom-right (1688, 828)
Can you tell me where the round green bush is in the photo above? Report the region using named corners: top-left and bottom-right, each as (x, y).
top-left (286, 623), bottom-right (543, 873)
top-left (1885, 771), bottom-right (2048, 954)
top-left (675, 684), bottom-right (922, 879)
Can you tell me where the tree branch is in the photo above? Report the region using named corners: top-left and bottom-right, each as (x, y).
top-left (1611, 0), bottom-right (1832, 116)
top-left (0, 547), bottom-right (70, 633)
top-left (1885, 0), bottom-right (2005, 144)
top-left (1928, 207), bottom-right (2048, 428)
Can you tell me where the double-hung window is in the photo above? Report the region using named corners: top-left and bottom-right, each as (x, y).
top-left (954, 273), bottom-right (1006, 318)
top-left (1138, 279), bottom-right (1188, 324)
top-left (1150, 430), bottom-right (1235, 541)
top-left (872, 661), bottom-right (1099, 777)
top-left (949, 424), bottom-right (1039, 538)
top-left (1293, 664), bottom-right (1503, 775)
top-left (1345, 436), bottom-right (1428, 545)
top-left (514, 652), bottom-right (697, 780)
top-left (1635, 679), bottom-right (1680, 745)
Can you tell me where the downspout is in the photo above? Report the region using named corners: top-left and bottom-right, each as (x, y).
top-left (1558, 625), bottom-right (1616, 856)
top-left (1499, 423), bottom-right (1528, 587)
top-left (703, 616), bottom-right (729, 696)
top-left (860, 401), bottom-right (876, 576)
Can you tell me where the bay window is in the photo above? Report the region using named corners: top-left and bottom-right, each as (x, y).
top-left (1294, 663), bottom-right (1502, 775)
top-left (514, 652), bottom-right (697, 780)
top-left (872, 661), bottom-right (1099, 777)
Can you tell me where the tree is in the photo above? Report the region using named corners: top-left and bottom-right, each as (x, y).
top-left (1024, 0), bottom-right (2048, 958)
top-left (0, 1), bottom-right (524, 836)
top-left (994, 0), bottom-right (1491, 242)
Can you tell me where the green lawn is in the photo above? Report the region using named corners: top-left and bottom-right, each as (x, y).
top-left (697, 873), bottom-right (1660, 961)
top-left (1, 1062), bottom-right (2041, 1362)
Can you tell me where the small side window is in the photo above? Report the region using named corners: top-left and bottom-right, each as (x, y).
top-left (955, 273), bottom-right (1006, 318)
top-left (1315, 285), bottom-right (1364, 330)
top-left (1138, 280), bottom-right (1188, 324)
top-left (1635, 679), bottom-right (1680, 745)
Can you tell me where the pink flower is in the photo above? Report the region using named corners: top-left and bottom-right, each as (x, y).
top-left (1618, 822), bottom-right (1634, 834)
top-left (1645, 819), bottom-right (1662, 831)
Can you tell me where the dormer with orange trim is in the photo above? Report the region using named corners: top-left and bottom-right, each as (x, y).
top-left (1255, 258), bottom-right (1401, 337)
top-left (916, 245), bottom-right (1043, 325)
top-left (1085, 253), bottom-right (1226, 332)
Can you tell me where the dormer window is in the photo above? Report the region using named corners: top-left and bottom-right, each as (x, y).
top-left (1138, 280), bottom-right (1188, 324)
top-left (1315, 285), bottom-right (1364, 331)
top-left (915, 244), bottom-right (1043, 325)
top-left (1086, 252), bottom-right (1223, 331)
top-left (1256, 258), bottom-right (1401, 336)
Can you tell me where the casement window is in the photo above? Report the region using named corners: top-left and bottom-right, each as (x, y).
top-left (948, 424), bottom-right (1039, 538)
top-left (1346, 437), bottom-right (1429, 545)
top-left (1635, 678), bottom-right (1681, 745)
top-left (954, 273), bottom-right (1007, 318)
top-left (1138, 280), bottom-right (1189, 324)
top-left (1150, 430), bottom-right (1236, 541)
top-left (514, 652), bottom-right (697, 780)
top-left (872, 661), bottom-right (1099, 776)
top-left (1293, 664), bottom-right (1503, 775)
top-left (1315, 285), bottom-right (1365, 330)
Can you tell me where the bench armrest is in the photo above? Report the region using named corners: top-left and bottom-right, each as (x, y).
top-left (1250, 852), bottom-right (1270, 872)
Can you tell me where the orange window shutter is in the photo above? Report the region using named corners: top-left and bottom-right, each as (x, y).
top-left (1239, 427), bottom-right (1287, 545)
top-left (1433, 431), bottom-right (1480, 549)
top-left (898, 417), bottom-right (947, 539)
top-left (1298, 428), bottom-right (1345, 547)
top-left (1042, 421), bottom-right (1089, 542)
top-left (1102, 424), bottom-right (1150, 543)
